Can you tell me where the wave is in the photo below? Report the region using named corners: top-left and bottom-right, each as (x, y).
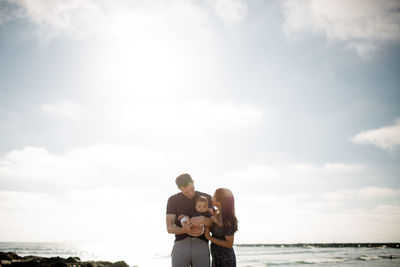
top-left (236, 249), bottom-right (340, 257)
top-left (354, 254), bottom-right (400, 261)
top-left (356, 255), bottom-right (380, 261)
top-left (296, 258), bottom-right (346, 264)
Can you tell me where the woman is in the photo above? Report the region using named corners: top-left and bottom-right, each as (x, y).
top-left (204, 188), bottom-right (238, 267)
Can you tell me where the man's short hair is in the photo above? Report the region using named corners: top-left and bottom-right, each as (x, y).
top-left (175, 173), bottom-right (193, 188)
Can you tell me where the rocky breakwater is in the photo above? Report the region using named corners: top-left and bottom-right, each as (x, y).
top-left (0, 252), bottom-right (135, 267)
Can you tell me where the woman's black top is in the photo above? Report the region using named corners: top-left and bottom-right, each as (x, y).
top-left (210, 223), bottom-right (236, 267)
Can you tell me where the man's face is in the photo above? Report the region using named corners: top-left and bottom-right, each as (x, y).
top-left (195, 201), bottom-right (208, 213)
top-left (179, 182), bottom-right (195, 199)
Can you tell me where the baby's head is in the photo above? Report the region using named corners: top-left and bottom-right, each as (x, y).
top-left (195, 196), bottom-right (209, 213)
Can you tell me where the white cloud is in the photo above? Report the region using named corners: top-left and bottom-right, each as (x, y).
top-left (10, 0), bottom-right (106, 41)
top-left (351, 119), bottom-right (400, 150)
top-left (282, 0), bottom-right (400, 57)
top-left (323, 163), bottom-right (364, 172)
top-left (102, 100), bottom-right (265, 142)
top-left (0, 190), bottom-right (59, 241)
top-left (321, 191), bottom-right (347, 202)
top-left (1, 0), bottom-right (196, 41)
top-left (321, 189), bottom-right (356, 202)
top-left (0, 145), bottom-right (177, 190)
top-left (41, 99), bottom-right (84, 119)
top-left (358, 186), bottom-right (400, 199)
top-left (0, 146), bottom-right (89, 184)
top-left (208, 0), bottom-right (247, 25)
top-left (322, 186), bottom-right (400, 201)
top-left (205, 161), bottom-right (366, 197)
top-left (1, 147), bottom-right (398, 244)
top-left (183, 100), bottom-right (264, 131)
top-left (236, 192), bottom-right (400, 243)
top-left (4, 0), bottom-right (247, 42)
top-left (0, 188), bottom-right (169, 244)
top-left (289, 162), bottom-right (365, 174)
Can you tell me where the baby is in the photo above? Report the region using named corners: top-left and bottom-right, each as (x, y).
top-left (178, 196), bottom-right (214, 236)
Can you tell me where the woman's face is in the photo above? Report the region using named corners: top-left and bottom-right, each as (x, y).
top-left (212, 194), bottom-right (220, 209)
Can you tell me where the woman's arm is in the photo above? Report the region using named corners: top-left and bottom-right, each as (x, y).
top-left (204, 227), bottom-right (234, 248)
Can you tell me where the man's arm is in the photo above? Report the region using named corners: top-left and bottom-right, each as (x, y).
top-left (166, 214), bottom-right (204, 236)
top-left (166, 214), bottom-right (186, 235)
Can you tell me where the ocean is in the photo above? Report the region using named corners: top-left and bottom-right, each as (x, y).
top-left (0, 242), bottom-right (399, 266)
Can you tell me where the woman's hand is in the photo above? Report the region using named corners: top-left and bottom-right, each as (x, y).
top-left (204, 226), bottom-right (211, 240)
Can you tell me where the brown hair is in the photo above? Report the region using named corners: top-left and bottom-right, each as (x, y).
top-left (175, 173), bottom-right (193, 188)
top-left (215, 188), bottom-right (238, 233)
top-left (196, 195), bottom-right (209, 205)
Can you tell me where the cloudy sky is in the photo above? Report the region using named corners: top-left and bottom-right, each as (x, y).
top-left (0, 0), bottom-right (400, 246)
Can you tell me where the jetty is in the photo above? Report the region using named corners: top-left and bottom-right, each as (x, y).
top-left (235, 243), bottom-right (400, 248)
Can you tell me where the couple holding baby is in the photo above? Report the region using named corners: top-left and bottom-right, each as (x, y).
top-left (166, 173), bottom-right (238, 267)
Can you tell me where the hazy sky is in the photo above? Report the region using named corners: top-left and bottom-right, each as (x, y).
top-left (0, 0), bottom-right (400, 245)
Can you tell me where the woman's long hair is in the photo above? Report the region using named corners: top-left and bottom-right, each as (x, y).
top-left (215, 188), bottom-right (238, 233)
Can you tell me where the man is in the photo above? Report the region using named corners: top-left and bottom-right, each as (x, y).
top-left (166, 173), bottom-right (213, 267)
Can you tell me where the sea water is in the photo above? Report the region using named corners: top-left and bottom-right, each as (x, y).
top-left (0, 242), bottom-right (399, 266)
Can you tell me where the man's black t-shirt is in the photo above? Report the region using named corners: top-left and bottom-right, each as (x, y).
top-left (166, 191), bottom-right (212, 242)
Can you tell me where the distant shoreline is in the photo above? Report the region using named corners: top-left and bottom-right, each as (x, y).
top-left (235, 243), bottom-right (400, 248)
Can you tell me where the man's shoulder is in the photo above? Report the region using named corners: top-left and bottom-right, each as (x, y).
top-left (168, 192), bottom-right (183, 201)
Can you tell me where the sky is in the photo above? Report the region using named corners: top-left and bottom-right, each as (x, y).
top-left (0, 0), bottom-right (400, 246)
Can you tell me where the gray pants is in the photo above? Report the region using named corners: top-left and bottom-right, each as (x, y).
top-left (171, 237), bottom-right (210, 267)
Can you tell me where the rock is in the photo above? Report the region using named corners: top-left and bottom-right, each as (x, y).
top-left (49, 262), bottom-right (69, 267)
top-left (108, 261), bottom-right (128, 267)
top-left (10, 259), bottom-right (37, 267)
top-left (0, 252), bottom-right (19, 261)
top-left (40, 256), bottom-right (65, 266)
top-left (21, 256), bottom-right (40, 262)
top-left (65, 257), bottom-right (80, 263)
top-left (94, 261), bottom-right (112, 267)
top-left (0, 260), bottom-right (11, 266)
top-left (0, 253), bottom-right (10, 261)
top-left (83, 261), bottom-right (114, 267)
top-left (0, 252), bottom-right (131, 267)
